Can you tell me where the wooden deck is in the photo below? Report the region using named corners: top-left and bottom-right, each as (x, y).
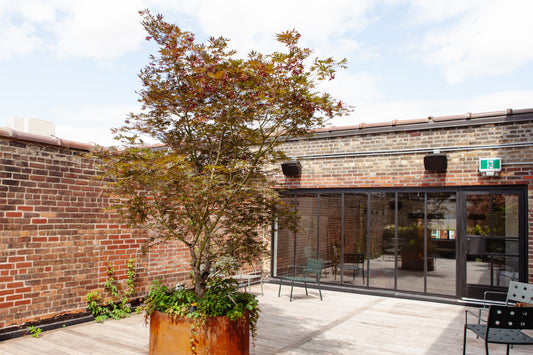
top-left (1, 282), bottom-right (532, 354)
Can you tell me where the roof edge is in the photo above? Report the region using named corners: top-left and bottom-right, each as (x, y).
top-left (0, 127), bottom-right (93, 151)
top-left (311, 107), bottom-right (533, 137)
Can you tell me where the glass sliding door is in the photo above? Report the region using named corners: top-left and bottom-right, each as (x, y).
top-left (295, 194), bottom-right (319, 267)
top-left (463, 191), bottom-right (522, 298)
top-left (397, 192), bottom-right (426, 293)
top-left (339, 193), bottom-right (367, 285)
top-left (273, 194), bottom-right (296, 277)
top-left (274, 186), bottom-right (525, 300)
top-left (427, 192), bottom-right (457, 296)
top-left (368, 192), bottom-right (395, 289)
top-left (318, 193), bottom-right (343, 281)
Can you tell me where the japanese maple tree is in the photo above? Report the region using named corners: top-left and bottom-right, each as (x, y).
top-left (95, 10), bottom-right (348, 297)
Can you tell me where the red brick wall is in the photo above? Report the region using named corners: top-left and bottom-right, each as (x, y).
top-left (0, 136), bottom-right (190, 331)
top-left (274, 116), bottom-right (533, 283)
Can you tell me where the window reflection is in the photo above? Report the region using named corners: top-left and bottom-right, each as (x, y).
top-left (466, 193), bottom-right (520, 288)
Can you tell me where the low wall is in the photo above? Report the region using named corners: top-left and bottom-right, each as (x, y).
top-left (0, 131), bottom-right (191, 335)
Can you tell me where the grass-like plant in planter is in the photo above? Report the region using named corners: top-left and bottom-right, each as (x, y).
top-left (92, 9), bottom-right (347, 354)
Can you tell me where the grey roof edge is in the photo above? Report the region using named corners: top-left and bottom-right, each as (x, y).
top-left (0, 127), bottom-right (94, 151)
top-left (1, 108), bottom-right (532, 148)
top-left (307, 108), bottom-right (533, 140)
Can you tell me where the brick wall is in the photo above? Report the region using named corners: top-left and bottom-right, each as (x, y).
top-left (273, 113), bottom-right (533, 283)
top-left (0, 134), bottom-right (190, 332)
top-left (1, 110), bottom-right (532, 331)
top-left (277, 122), bottom-right (532, 188)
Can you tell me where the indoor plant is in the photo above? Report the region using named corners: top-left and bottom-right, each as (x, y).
top-left (93, 9), bottom-right (347, 354)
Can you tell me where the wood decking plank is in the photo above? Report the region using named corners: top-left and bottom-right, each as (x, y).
top-left (1, 283), bottom-right (532, 354)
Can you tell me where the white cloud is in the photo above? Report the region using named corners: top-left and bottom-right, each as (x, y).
top-left (409, 0), bottom-right (533, 83)
top-left (52, 104), bottom-right (138, 146)
top-left (0, 0), bottom-right (147, 60)
top-left (0, 0), bottom-right (49, 59)
top-left (406, 0), bottom-right (481, 25)
top-left (169, 0), bottom-right (376, 60)
top-left (330, 89), bottom-right (533, 127)
top-left (0, 22), bottom-right (43, 59)
top-left (52, 0), bottom-right (146, 59)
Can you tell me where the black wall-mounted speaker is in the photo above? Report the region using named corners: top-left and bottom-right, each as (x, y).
top-left (424, 154), bottom-right (447, 172)
top-left (281, 161), bottom-right (302, 177)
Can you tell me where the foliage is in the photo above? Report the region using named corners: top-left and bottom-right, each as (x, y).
top-left (92, 9), bottom-right (348, 299)
top-left (87, 259), bottom-right (136, 322)
top-left (144, 278), bottom-right (259, 340)
top-left (382, 223), bottom-right (434, 256)
top-left (26, 326), bottom-right (42, 338)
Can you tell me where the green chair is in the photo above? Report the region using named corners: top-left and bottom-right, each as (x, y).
top-left (278, 259), bottom-right (324, 302)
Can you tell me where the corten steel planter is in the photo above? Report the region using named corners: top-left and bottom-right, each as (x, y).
top-left (149, 310), bottom-right (250, 355)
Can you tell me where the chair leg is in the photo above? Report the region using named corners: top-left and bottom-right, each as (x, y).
top-left (278, 278), bottom-right (282, 297)
top-left (506, 344), bottom-right (510, 355)
top-left (462, 325), bottom-right (467, 355)
top-left (290, 281), bottom-right (294, 302)
top-left (304, 282), bottom-right (308, 296)
top-left (318, 282), bottom-right (322, 301)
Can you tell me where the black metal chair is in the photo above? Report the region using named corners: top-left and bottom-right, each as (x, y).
top-left (463, 305), bottom-right (533, 354)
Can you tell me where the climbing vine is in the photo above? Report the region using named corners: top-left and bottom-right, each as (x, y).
top-left (86, 259), bottom-right (136, 322)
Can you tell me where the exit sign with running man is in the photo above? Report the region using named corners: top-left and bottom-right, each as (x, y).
top-left (479, 157), bottom-right (501, 172)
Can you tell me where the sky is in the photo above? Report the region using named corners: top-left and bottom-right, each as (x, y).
top-left (1, 0), bottom-right (532, 146)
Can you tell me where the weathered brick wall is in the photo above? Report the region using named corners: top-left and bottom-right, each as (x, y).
top-left (0, 135), bottom-right (190, 331)
top-left (277, 122), bottom-right (533, 188)
top-left (274, 115), bottom-right (533, 282)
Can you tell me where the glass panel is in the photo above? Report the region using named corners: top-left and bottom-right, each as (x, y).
top-left (397, 192), bottom-right (425, 293)
top-left (318, 194), bottom-right (342, 282)
top-left (368, 192), bottom-right (395, 289)
top-left (466, 193), bottom-right (520, 288)
top-left (339, 193), bottom-right (367, 286)
top-left (493, 195), bottom-right (519, 237)
top-left (295, 194), bottom-right (318, 268)
top-left (274, 195), bottom-right (295, 277)
top-left (466, 237), bottom-right (519, 287)
top-left (466, 194), bottom-right (490, 236)
top-left (427, 192), bottom-right (456, 296)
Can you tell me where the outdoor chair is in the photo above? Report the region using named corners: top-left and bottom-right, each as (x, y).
top-left (484, 281), bottom-right (533, 305)
top-left (303, 246), bottom-right (314, 260)
top-left (231, 265), bottom-right (264, 295)
top-left (463, 305), bottom-right (533, 354)
top-left (480, 281), bottom-right (533, 319)
top-left (278, 259), bottom-right (324, 302)
top-left (342, 253), bottom-right (365, 281)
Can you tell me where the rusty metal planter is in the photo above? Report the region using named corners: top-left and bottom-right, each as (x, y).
top-left (149, 310), bottom-right (250, 355)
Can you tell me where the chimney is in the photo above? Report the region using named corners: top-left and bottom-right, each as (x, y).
top-left (7, 117), bottom-right (55, 136)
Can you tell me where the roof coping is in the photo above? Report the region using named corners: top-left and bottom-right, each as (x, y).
top-left (0, 127), bottom-right (93, 151)
top-left (318, 107), bottom-right (533, 134)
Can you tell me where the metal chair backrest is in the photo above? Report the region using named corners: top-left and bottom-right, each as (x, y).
top-left (345, 253), bottom-right (364, 264)
top-left (303, 246), bottom-right (314, 259)
top-left (304, 259), bottom-right (324, 279)
top-left (487, 305), bottom-right (533, 330)
top-left (507, 281), bottom-right (533, 305)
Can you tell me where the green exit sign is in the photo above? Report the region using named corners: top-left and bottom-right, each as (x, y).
top-left (479, 157), bottom-right (501, 172)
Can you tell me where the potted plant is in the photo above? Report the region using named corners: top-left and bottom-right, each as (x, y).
top-left (93, 9), bottom-right (347, 354)
top-left (383, 224), bottom-right (434, 271)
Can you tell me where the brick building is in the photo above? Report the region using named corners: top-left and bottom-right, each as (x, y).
top-left (272, 108), bottom-right (533, 301)
top-left (0, 107), bottom-right (532, 337)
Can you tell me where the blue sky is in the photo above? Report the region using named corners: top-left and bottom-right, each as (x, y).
top-left (1, 0), bottom-right (532, 146)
